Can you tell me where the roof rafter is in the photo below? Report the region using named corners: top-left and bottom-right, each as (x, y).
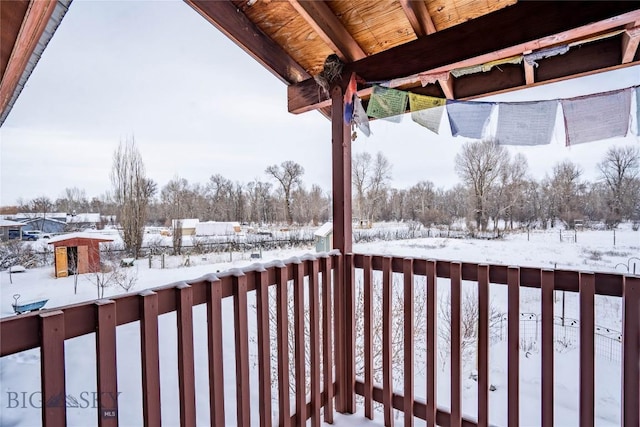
top-left (622, 25), bottom-right (640, 63)
top-left (185, 0), bottom-right (310, 85)
top-left (288, 2), bottom-right (640, 114)
top-left (399, 0), bottom-right (436, 37)
top-left (288, 0), bottom-right (366, 62)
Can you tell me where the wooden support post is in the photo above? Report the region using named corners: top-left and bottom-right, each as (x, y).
top-left (331, 84), bottom-right (352, 254)
top-left (331, 82), bottom-right (354, 414)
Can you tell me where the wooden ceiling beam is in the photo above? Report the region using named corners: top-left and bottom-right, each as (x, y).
top-left (185, 0), bottom-right (310, 85)
top-left (1, 0), bottom-right (30, 78)
top-left (288, 2), bottom-right (640, 114)
top-left (622, 25), bottom-right (640, 63)
top-left (0, 0), bottom-right (57, 119)
top-left (523, 50), bottom-right (535, 85)
top-left (288, 0), bottom-right (366, 62)
top-left (438, 76), bottom-right (454, 99)
top-left (399, 0), bottom-right (436, 37)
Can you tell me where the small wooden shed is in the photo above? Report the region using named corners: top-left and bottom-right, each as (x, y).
top-left (47, 232), bottom-right (114, 278)
top-left (314, 222), bottom-right (333, 253)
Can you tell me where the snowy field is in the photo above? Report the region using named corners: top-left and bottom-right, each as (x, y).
top-left (0, 225), bottom-right (638, 426)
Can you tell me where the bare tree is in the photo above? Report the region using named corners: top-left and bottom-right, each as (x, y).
top-left (110, 137), bottom-right (156, 258)
top-left (56, 187), bottom-right (88, 214)
top-left (547, 160), bottom-right (585, 229)
top-left (172, 220), bottom-right (183, 255)
top-left (454, 140), bottom-right (509, 231)
top-left (490, 153), bottom-right (529, 231)
top-left (246, 179), bottom-right (274, 224)
top-left (86, 260), bottom-right (120, 299)
top-left (161, 176), bottom-right (193, 254)
top-left (438, 288), bottom-right (502, 370)
top-left (30, 196), bottom-right (54, 228)
top-left (265, 161), bottom-right (305, 225)
top-left (598, 145), bottom-right (640, 227)
top-left (352, 151), bottom-right (392, 225)
top-left (206, 174), bottom-right (235, 221)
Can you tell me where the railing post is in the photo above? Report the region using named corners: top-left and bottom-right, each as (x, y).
top-left (139, 290), bottom-right (161, 427)
top-left (363, 255), bottom-right (374, 420)
top-left (207, 278), bottom-right (225, 426)
top-left (507, 266), bottom-right (520, 427)
top-left (321, 255), bottom-right (334, 424)
top-left (233, 272), bottom-right (251, 427)
top-left (404, 258), bottom-right (415, 427)
top-left (95, 300), bottom-right (118, 427)
top-left (540, 270), bottom-right (555, 427)
top-left (40, 310), bottom-right (66, 427)
top-left (477, 264), bottom-right (490, 427)
top-left (275, 263), bottom-right (291, 427)
top-left (426, 260), bottom-right (437, 427)
top-left (622, 275), bottom-right (640, 427)
top-left (382, 256), bottom-right (394, 427)
top-left (339, 253), bottom-right (355, 413)
top-left (579, 272), bottom-right (595, 427)
top-left (292, 259), bottom-right (307, 426)
top-left (308, 258), bottom-right (322, 426)
top-left (176, 283), bottom-right (196, 427)
top-left (450, 262), bottom-right (462, 427)
top-left (255, 267), bottom-right (273, 427)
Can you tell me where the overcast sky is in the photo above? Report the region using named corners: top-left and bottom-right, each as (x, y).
top-left (1, 0), bottom-right (639, 206)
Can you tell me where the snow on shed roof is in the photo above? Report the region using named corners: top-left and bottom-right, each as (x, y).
top-left (67, 213), bottom-right (101, 223)
top-left (47, 232), bottom-right (115, 244)
top-left (0, 219), bottom-right (24, 227)
top-left (172, 219), bottom-right (199, 229)
top-left (314, 222), bottom-right (333, 237)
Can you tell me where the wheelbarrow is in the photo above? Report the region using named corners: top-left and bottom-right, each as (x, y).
top-left (12, 294), bottom-right (48, 314)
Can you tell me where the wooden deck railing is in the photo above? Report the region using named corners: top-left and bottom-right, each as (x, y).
top-left (0, 252), bottom-right (341, 426)
top-left (349, 254), bottom-right (640, 427)
top-left (1, 252), bottom-right (639, 426)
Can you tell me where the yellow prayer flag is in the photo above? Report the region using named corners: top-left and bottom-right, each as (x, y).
top-left (408, 93), bottom-right (446, 112)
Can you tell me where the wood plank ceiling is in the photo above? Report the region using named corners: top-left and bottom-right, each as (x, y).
top-left (186, 0), bottom-right (640, 118)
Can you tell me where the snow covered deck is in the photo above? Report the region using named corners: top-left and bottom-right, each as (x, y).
top-left (1, 251), bottom-right (638, 426)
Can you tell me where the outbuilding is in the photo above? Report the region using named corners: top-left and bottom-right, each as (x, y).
top-left (0, 219), bottom-right (24, 241)
top-left (314, 222), bottom-right (333, 253)
top-left (47, 232), bottom-right (114, 278)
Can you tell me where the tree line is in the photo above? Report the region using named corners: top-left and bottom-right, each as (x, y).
top-left (7, 138), bottom-right (640, 255)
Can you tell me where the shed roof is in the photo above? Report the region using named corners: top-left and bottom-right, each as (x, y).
top-left (47, 232), bottom-right (114, 244)
top-left (314, 222), bottom-right (333, 238)
top-left (0, 219), bottom-right (24, 227)
top-left (67, 213), bottom-right (101, 223)
top-left (172, 218), bottom-right (200, 229)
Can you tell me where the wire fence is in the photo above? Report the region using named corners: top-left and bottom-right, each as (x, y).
top-left (497, 313), bottom-right (622, 363)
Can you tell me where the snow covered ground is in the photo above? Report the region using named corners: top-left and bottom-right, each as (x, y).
top-left (0, 225), bottom-right (638, 426)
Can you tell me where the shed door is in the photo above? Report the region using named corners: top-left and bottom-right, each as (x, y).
top-left (55, 246), bottom-right (68, 278)
top-left (77, 245), bottom-right (89, 274)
